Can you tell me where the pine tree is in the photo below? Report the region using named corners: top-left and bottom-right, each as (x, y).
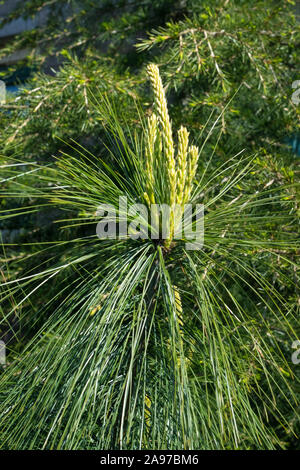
top-left (0, 0), bottom-right (299, 449)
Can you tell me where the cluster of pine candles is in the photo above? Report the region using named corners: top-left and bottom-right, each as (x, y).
top-left (144, 64), bottom-right (199, 248)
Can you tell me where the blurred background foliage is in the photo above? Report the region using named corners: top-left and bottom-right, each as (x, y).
top-left (0, 0), bottom-right (299, 449)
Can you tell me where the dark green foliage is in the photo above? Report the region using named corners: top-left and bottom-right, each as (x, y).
top-left (0, 0), bottom-right (299, 450)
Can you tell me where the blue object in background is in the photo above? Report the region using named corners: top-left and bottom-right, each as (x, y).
top-left (284, 134), bottom-right (300, 156)
top-left (6, 84), bottom-right (21, 94)
top-left (0, 64), bottom-right (32, 101)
